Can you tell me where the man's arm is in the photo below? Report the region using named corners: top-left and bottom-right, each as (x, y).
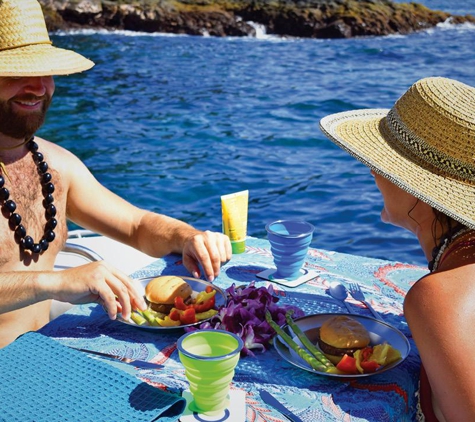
top-left (56, 143), bottom-right (231, 280)
top-left (0, 262), bottom-right (146, 320)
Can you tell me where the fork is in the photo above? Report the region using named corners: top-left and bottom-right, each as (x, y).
top-left (348, 283), bottom-right (384, 321)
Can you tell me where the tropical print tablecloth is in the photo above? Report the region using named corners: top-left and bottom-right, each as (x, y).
top-left (40, 237), bottom-right (428, 422)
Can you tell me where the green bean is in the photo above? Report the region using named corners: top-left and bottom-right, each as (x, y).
top-left (285, 311), bottom-right (335, 370)
top-left (265, 311), bottom-right (329, 373)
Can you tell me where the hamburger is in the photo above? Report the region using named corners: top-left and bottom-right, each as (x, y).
top-left (144, 276), bottom-right (193, 314)
top-left (316, 316), bottom-right (370, 364)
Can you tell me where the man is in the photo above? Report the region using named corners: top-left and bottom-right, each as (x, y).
top-left (0, 0), bottom-right (232, 348)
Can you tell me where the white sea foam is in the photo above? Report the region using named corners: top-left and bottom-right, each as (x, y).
top-left (439, 18), bottom-right (475, 30)
top-left (245, 21), bottom-right (267, 39)
top-left (54, 22), bottom-right (293, 42)
top-left (427, 18), bottom-right (475, 33)
top-left (380, 18), bottom-right (475, 39)
top-left (54, 28), bottom-right (191, 37)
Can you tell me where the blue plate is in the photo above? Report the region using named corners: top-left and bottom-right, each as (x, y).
top-left (274, 313), bottom-right (410, 378)
top-left (118, 276), bottom-right (226, 331)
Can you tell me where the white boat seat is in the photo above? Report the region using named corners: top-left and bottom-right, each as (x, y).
top-left (54, 242), bottom-right (103, 270)
top-left (50, 241), bottom-right (103, 320)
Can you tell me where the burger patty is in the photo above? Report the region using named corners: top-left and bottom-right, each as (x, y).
top-left (146, 295), bottom-right (192, 314)
top-left (148, 301), bottom-right (174, 314)
top-left (315, 327), bottom-right (364, 357)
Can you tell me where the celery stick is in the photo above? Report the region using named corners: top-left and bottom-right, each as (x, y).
top-left (130, 312), bottom-right (147, 326)
top-left (140, 309), bottom-right (159, 324)
top-left (265, 311), bottom-right (328, 372)
top-left (285, 312), bottom-right (335, 370)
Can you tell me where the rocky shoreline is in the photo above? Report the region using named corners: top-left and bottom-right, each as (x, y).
top-left (39, 0), bottom-right (475, 38)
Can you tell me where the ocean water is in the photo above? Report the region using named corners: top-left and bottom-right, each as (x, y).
top-left (41, 0), bottom-right (475, 267)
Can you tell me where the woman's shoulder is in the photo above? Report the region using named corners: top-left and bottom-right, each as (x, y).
top-left (407, 263), bottom-right (475, 310)
top-left (419, 261), bottom-right (475, 285)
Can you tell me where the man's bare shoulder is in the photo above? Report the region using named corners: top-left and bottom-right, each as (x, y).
top-left (34, 136), bottom-right (79, 159)
top-left (34, 136), bottom-right (91, 179)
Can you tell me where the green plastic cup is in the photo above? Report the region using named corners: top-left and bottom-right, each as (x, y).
top-left (177, 329), bottom-right (243, 414)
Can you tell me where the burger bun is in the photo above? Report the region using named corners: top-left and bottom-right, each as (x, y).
top-left (145, 276), bottom-right (192, 313)
top-left (317, 315), bottom-right (370, 364)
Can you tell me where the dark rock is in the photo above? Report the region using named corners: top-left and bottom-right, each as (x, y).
top-left (38, 0), bottom-right (475, 38)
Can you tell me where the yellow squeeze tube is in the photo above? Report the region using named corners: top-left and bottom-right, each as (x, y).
top-left (221, 190), bottom-right (249, 254)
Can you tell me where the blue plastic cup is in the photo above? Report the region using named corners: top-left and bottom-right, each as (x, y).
top-left (266, 220), bottom-right (315, 280)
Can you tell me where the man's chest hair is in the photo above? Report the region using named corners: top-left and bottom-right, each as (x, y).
top-left (0, 157), bottom-right (67, 264)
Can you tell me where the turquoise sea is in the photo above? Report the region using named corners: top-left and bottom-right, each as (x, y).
top-left (42, 0), bottom-right (475, 267)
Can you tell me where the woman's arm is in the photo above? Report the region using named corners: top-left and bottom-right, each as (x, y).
top-left (404, 267), bottom-right (475, 421)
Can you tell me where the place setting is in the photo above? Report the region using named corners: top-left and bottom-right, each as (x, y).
top-left (272, 312), bottom-right (410, 379)
top-left (250, 219), bottom-right (412, 381)
top-left (117, 275), bottom-right (228, 330)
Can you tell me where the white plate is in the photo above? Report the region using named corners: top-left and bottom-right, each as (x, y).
top-left (118, 276), bottom-right (227, 331)
top-left (274, 313), bottom-right (410, 378)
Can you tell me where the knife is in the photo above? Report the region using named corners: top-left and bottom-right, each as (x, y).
top-left (259, 390), bottom-right (305, 422)
top-left (72, 347), bottom-right (165, 370)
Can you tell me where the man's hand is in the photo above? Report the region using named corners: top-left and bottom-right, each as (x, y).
top-left (44, 261), bottom-right (147, 321)
top-left (182, 230), bottom-right (232, 281)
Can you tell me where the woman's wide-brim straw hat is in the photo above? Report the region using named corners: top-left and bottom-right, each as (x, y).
top-left (0, 0), bottom-right (94, 76)
top-left (320, 77), bottom-right (475, 229)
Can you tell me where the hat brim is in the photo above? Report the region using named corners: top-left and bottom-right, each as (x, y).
top-left (320, 109), bottom-right (475, 229)
top-left (0, 44), bottom-right (94, 76)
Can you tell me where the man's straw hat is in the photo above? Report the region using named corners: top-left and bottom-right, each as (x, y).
top-left (0, 0), bottom-right (94, 76)
top-left (320, 77), bottom-right (475, 229)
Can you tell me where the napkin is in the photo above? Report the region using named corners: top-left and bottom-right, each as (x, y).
top-left (0, 332), bottom-right (186, 422)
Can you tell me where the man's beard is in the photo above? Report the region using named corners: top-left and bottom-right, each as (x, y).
top-left (0, 95), bottom-right (52, 139)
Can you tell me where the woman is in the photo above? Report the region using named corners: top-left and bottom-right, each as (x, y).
top-left (320, 77), bottom-right (475, 422)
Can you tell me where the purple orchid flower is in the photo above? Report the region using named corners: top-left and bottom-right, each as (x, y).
top-left (190, 282), bottom-right (305, 357)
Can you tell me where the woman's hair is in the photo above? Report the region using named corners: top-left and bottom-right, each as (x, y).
top-left (407, 201), bottom-right (464, 246)
top-left (431, 208), bottom-right (465, 247)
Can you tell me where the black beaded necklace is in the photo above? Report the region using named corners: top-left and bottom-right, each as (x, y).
top-left (0, 137), bottom-right (57, 254)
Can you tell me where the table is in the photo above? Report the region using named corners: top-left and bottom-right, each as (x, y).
top-left (40, 237), bottom-right (428, 422)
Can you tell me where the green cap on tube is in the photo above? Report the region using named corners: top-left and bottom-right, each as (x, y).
top-left (231, 240), bottom-right (245, 254)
